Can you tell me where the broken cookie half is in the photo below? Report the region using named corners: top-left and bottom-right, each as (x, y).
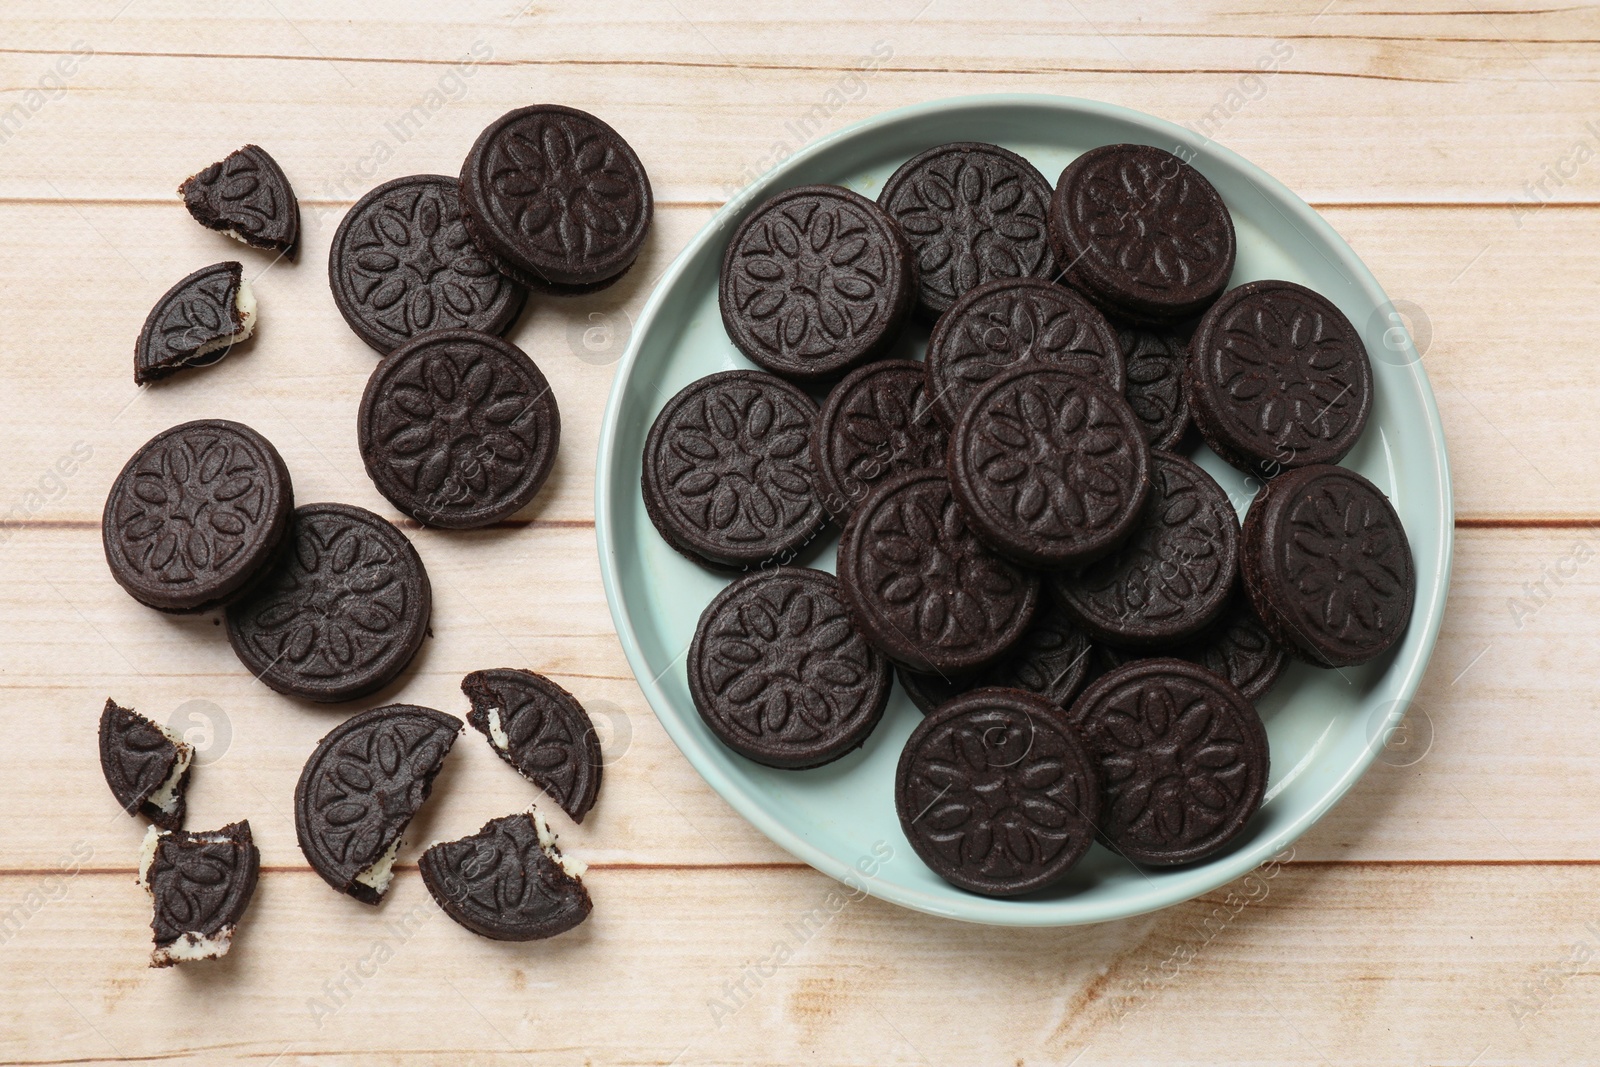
top-left (99, 699), bottom-right (193, 830)
top-left (179, 144), bottom-right (300, 257)
top-left (134, 261), bottom-right (257, 384)
top-left (462, 669), bottom-right (603, 823)
top-left (419, 810), bottom-right (591, 941)
top-left (139, 820), bottom-right (259, 967)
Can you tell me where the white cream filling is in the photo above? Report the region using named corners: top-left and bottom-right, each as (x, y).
top-left (531, 809), bottom-right (586, 879)
top-left (152, 926), bottom-right (235, 966)
top-left (486, 706), bottom-right (511, 753)
top-left (354, 837), bottom-right (402, 896)
top-left (136, 824), bottom-right (163, 889)
top-left (145, 723), bottom-right (193, 816)
top-left (190, 279), bottom-right (256, 361)
top-left (220, 227), bottom-right (252, 247)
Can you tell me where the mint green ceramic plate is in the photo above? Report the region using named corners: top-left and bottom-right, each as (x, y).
top-left (596, 95), bottom-right (1451, 926)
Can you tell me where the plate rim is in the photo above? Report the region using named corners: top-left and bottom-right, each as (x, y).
top-left (595, 92), bottom-right (1454, 926)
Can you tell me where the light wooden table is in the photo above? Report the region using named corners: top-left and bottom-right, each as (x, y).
top-left (0, 3), bottom-right (1593, 1064)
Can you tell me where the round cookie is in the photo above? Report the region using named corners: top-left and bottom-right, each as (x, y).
top-left (949, 366), bottom-right (1150, 570)
top-left (1054, 451), bottom-right (1239, 648)
top-left (1067, 658), bottom-right (1268, 866)
top-left (836, 469), bottom-right (1040, 675)
top-left (642, 370), bottom-right (826, 570)
top-left (1186, 279), bottom-right (1373, 477)
top-left (720, 184), bottom-right (915, 383)
top-left (329, 174), bottom-right (526, 355)
top-left (462, 668), bottom-right (603, 823)
top-left (1241, 463), bottom-right (1414, 668)
top-left (459, 105), bottom-right (652, 291)
top-left (895, 687), bottom-right (1101, 896)
top-left (810, 358), bottom-right (948, 521)
top-left (878, 142), bottom-right (1056, 319)
top-left (1116, 320), bottom-right (1192, 450)
top-left (1048, 144), bottom-right (1235, 324)
top-left (358, 329), bottom-right (560, 529)
top-left (924, 277), bottom-right (1125, 428)
top-left (226, 503), bottom-right (432, 702)
top-left (102, 419), bottom-right (293, 613)
top-left (1171, 594), bottom-right (1287, 703)
top-left (688, 567), bottom-right (891, 769)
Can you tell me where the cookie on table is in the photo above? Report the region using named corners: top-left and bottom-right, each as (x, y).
top-left (810, 358), bottom-right (948, 521)
top-left (1241, 463), bottom-right (1414, 668)
top-left (99, 699), bottom-right (193, 830)
top-left (133, 262), bottom-right (257, 384)
top-left (180, 144), bottom-right (300, 257)
top-left (720, 184), bottom-right (916, 383)
top-left (419, 811), bottom-right (591, 941)
top-left (138, 820), bottom-right (259, 967)
top-left (462, 669), bottom-right (603, 823)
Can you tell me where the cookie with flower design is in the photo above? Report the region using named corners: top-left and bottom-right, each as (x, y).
top-left (895, 688), bottom-right (1101, 896)
top-left (924, 277), bottom-right (1125, 428)
top-left (720, 185), bottom-right (916, 383)
top-left (462, 668), bottom-right (603, 822)
top-left (878, 142), bottom-right (1057, 319)
top-left (459, 105), bottom-right (653, 291)
top-left (1186, 279), bottom-right (1373, 477)
top-left (1048, 143), bottom-right (1236, 324)
top-left (643, 370), bottom-right (827, 570)
top-left (837, 469), bottom-right (1040, 675)
top-left (1241, 464), bottom-right (1413, 668)
top-left (1170, 594), bottom-right (1287, 702)
top-left (1067, 658), bottom-right (1268, 866)
top-left (949, 367), bottom-right (1151, 570)
top-left (1115, 319), bottom-right (1192, 450)
top-left (419, 811), bottom-right (591, 941)
top-left (180, 144), bottom-right (300, 256)
top-left (688, 567), bottom-right (891, 769)
top-left (330, 174), bottom-right (527, 354)
top-left (358, 330), bottom-right (560, 529)
top-left (811, 359), bottom-right (948, 521)
top-left (1054, 451), bottom-right (1239, 648)
top-left (138, 819), bottom-right (259, 966)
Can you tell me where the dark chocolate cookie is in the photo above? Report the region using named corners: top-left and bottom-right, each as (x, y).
top-left (1187, 280), bottom-right (1373, 477)
top-left (688, 567), bottom-right (890, 769)
top-left (895, 688), bottom-right (1100, 896)
top-left (811, 359), bottom-right (948, 521)
top-left (1117, 320), bottom-right (1192, 450)
top-left (99, 699), bottom-right (193, 830)
top-left (225, 503), bottom-right (431, 702)
top-left (358, 330), bottom-right (560, 529)
top-left (720, 184), bottom-right (915, 383)
top-left (1049, 144), bottom-right (1236, 324)
top-left (180, 144), bottom-right (300, 256)
top-left (878, 142), bottom-right (1057, 318)
top-left (896, 595), bottom-right (1093, 715)
top-left (294, 704), bottom-right (461, 904)
top-left (419, 812), bottom-right (591, 941)
top-left (139, 820), bottom-right (259, 966)
top-left (1172, 595), bottom-right (1287, 702)
top-left (103, 419), bottom-right (294, 613)
top-left (134, 262), bottom-right (256, 384)
top-left (924, 277), bottom-right (1124, 428)
top-left (1241, 463), bottom-right (1414, 668)
top-left (1067, 659), bottom-right (1268, 866)
top-left (837, 469), bottom-right (1039, 675)
top-left (948, 367), bottom-right (1150, 569)
top-left (330, 174), bottom-right (527, 355)
top-left (1054, 451), bottom-right (1239, 648)
top-left (462, 669), bottom-right (603, 822)
top-left (642, 370), bottom-right (826, 570)
top-left (459, 105), bottom-right (652, 291)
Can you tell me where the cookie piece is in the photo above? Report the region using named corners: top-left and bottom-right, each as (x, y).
top-left (688, 568), bottom-right (891, 769)
top-left (878, 142), bottom-right (1056, 318)
top-left (895, 595), bottom-right (1093, 714)
top-left (419, 811), bottom-right (591, 941)
top-left (462, 669), bottom-right (603, 822)
top-left (896, 688), bottom-right (1100, 896)
top-left (459, 105), bottom-right (652, 291)
top-left (294, 704), bottom-right (461, 904)
top-left (1171, 595), bottom-right (1287, 702)
top-left (138, 820), bottom-right (259, 967)
top-left (1241, 464), bottom-right (1414, 668)
top-left (1048, 143), bottom-right (1236, 324)
top-left (134, 262), bottom-right (257, 384)
top-left (837, 469), bottom-right (1039, 675)
top-left (1186, 280), bottom-right (1373, 478)
top-left (103, 419), bottom-right (294, 613)
top-left (99, 699), bottom-right (193, 830)
top-left (642, 370), bottom-right (826, 570)
top-left (225, 503), bottom-right (431, 702)
top-left (179, 145), bottom-right (300, 256)
top-left (358, 330), bottom-right (560, 529)
top-left (720, 184), bottom-right (915, 383)
top-left (811, 359), bottom-right (948, 521)
top-left (949, 367), bottom-right (1150, 570)
top-left (1067, 659), bottom-right (1268, 866)
top-left (1054, 451), bottom-right (1239, 648)
top-left (924, 277), bottom-right (1124, 428)
top-left (1116, 320), bottom-right (1192, 450)
top-left (330, 174), bottom-right (527, 355)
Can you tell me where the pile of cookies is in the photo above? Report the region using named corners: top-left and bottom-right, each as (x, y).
top-left (645, 140), bottom-right (1416, 898)
top-left (100, 106), bottom-right (652, 962)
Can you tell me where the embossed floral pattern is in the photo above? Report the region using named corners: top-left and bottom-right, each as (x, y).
top-left (1176, 601), bottom-right (1285, 702)
top-left (1281, 477), bottom-right (1410, 644)
top-left (181, 146), bottom-right (296, 248)
top-left (420, 814), bottom-right (589, 940)
top-left (142, 264), bottom-right (243, 372)
top-left (1066, 151), bottom-right (1230, 292)
top-left (463, 670), bottom-right (600, 821)
top-left (1117, 325), bottom-right (1189, 449)
top-left (146, 823), bottom-right (257, 947)
top-left (815, 362), bottom-right (947, 517)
